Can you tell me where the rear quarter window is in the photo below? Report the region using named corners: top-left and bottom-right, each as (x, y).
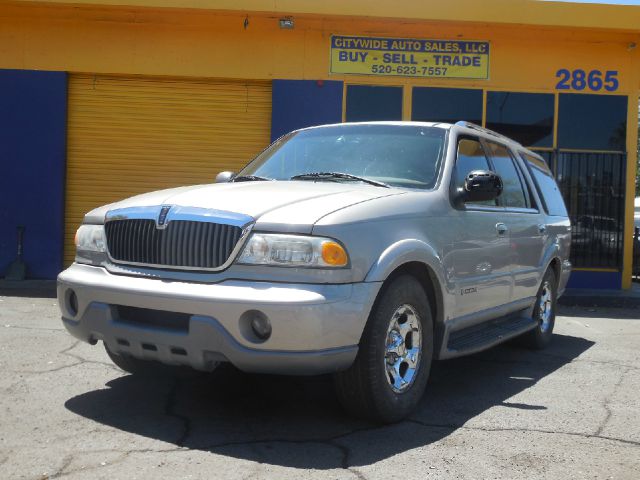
top-left (520, 152), bottom-right (568, 217)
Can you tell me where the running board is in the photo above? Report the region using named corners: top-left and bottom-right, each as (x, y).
top-left (446, 315), bottom-right (538, 357)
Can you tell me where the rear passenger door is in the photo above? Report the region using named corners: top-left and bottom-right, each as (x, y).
top-left (447, 136), bottom-right (511, 319)
top-left (484, 141), bottom-right (544, 303)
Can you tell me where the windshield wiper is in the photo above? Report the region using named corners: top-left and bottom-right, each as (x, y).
top-left (232, 175), bottom-right (272, 182)
top-left (290, 172), bottom-right (389, 188)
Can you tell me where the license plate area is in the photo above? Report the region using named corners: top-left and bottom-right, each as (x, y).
top-left (114, 305), bottom-right (190, 333)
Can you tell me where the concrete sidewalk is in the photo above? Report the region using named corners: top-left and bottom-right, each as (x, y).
top-left (0, 279), bottom-right (56, 298)
top-left (560, 282), bottom-right (640, 309)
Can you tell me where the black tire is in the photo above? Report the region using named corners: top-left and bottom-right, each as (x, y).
top-left (333, 275), bottom-right (434, 423)
top-left (104, 343), bottom-right (178, 376)
top-left (521, 269), bottom-right (557, 349)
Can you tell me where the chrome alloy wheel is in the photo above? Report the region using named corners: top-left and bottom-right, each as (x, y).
top-left (538, 281), bottom-right (553, 333)
top-left (384, 304), bottom-right (422, 393)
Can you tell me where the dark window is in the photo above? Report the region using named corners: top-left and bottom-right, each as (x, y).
top-left (345, 85), bottom-right (403, 122)
top-left (454, 138), bottom-right (497, 206)
top-left (412, 87), bottom-right (482, 125)
top-left (521, 152), bottom-right (567, 217)
top-left (486, 92), bottom-right (554, 148)
top-left (485, 142), bottom-right (527, 209)
top-left (558, 93), bottom-right (627, 151)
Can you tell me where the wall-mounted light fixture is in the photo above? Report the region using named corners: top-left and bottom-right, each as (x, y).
top-left (279, 17), bottom-right (294, 29)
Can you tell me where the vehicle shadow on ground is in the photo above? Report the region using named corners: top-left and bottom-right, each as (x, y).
top-left (65, 334), bottom-right (594, 469)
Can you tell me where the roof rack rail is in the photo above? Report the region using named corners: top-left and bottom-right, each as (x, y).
top-left (453, 121), bottom-right (522, 146)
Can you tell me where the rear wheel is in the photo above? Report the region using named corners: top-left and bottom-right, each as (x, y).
top-left (333, 275), bottom-right (434, 423)
top-left (521, 269), bottom-right (557, 349)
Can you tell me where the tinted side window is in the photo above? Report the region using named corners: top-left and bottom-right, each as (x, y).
top-left (454, 138), bottom-right (497, 206)
top-left (521, 153), bottom-right (568, 216)
top-left (485, 142), bottom-right (527, 209)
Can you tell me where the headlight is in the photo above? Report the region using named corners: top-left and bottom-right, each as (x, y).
top-left (75, 224), bottom-right (106, 253)
top-left (237, 234), bottom-right (349, 267)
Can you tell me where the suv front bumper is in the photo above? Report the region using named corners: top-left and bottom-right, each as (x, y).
top-left (58, 264), bottom-right (381, 375)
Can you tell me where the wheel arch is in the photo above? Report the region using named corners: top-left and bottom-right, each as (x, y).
top-left (365, 240), bottom-right (447, 356)
top-left (547, 256), bottom-right (561, 286)
top-left (539, 239), bottom-right (563, 288)
top-left (384, 261), bottom-right (445, 340)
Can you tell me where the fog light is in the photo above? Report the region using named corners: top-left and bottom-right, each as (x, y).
top-left (251, 313), bottom-right (272, 340)
top-left (67, 289), bottom-right (78, 317)
top-left (239, 310), bottom-right (272, 343)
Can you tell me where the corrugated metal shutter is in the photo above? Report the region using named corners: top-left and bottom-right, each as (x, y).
top-left (65, 74), bottom-right (271, 265)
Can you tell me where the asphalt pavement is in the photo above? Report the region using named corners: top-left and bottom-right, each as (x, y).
top-left (0, 293), bottom-right (638, 479)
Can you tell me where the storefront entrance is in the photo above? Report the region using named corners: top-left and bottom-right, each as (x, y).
top-left (344, 84), bottom-right (629, 287)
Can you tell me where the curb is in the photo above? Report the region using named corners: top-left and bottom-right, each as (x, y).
top-left (0, 280), bottom-right (57, 298)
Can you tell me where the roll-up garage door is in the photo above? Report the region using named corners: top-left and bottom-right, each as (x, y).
top-left (64, 74), bottom-right (272, 265)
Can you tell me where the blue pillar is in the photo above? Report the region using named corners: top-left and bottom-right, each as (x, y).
top-left (0, 69), bottom-right (67, 279)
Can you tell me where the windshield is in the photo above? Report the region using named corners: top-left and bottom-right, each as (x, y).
top-left (238, 124), bottom-right (447, 189)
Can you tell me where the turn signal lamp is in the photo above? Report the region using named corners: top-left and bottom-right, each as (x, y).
top-left (321, 241), bottom-right (348, 266)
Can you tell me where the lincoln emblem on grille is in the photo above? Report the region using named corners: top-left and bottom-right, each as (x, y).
top-left (157, 205), bottom-right (172, 229)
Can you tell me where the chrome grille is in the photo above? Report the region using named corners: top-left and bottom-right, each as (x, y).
top-left (104, 219), bottom-right (243, 270)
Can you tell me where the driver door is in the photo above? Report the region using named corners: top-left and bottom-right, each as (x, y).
top-left (445, 136), bottom-right (511, 319)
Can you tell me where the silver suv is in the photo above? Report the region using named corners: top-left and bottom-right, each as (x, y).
top-left (58, 121), bottom-right (571, 423)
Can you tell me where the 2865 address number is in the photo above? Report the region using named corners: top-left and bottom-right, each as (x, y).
top-left (555, 69), bottom-right (619, 92)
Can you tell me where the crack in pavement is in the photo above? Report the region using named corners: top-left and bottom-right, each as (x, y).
top-left (404, 419), bottom-right (640, 447)
top-left (59, 340), bottom-right (122, 373)
top-left (47, 452), bottom-right (131, 480)
top-left (59, 340), bottom-right (81, 356)
top-left (164, 379), bottom-right (192, 447)
top-left (9, 340), bottom-right (121, 375)
top-left (45, 453), bottom-right (73, 479)
top-left (328, 440), bottom-right (368, 480)
top-left (208, 437), bottom-right (369, 480)
top-left (595, 366), bottom-right (631, 438)
top-left (17, 419), bottom-right (639, 478)
top-left (156, 380), bottom-right (640, 475)
top-left (2, 325), bottom-right (65, 332)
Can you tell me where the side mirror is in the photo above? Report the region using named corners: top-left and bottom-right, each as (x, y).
top-left (215, 171), bottom-right (235, 183)
top-left (463, 170), bottom-right (503, 203)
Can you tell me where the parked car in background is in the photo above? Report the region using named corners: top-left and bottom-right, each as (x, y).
top-left (58, 121), bottom-right (571, 422)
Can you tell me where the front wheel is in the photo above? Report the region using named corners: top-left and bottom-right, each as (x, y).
top-left (333, 275), bottom-right (434, 423)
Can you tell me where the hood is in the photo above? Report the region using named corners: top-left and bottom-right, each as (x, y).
top-left (85, 181), bottom-right (404, 232)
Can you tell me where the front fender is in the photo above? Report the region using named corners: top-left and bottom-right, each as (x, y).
top-left (365, 238), bottom-right (446, 286)
top-left (364, 239), bottom-right (453, 358)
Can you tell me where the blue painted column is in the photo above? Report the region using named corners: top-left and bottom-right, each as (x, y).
top-left (0, 69), bottom-right (67, 279)
top-left (271, 80), bottom-right (343, 141)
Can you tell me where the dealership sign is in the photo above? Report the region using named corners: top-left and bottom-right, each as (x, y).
top-left (330, 35), bottom-right (490, 79)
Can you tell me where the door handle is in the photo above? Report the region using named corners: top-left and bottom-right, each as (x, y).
top-left (538, 224), bottom-right (547, 234)
top-left (496, 223), bottom-right (508, 235)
